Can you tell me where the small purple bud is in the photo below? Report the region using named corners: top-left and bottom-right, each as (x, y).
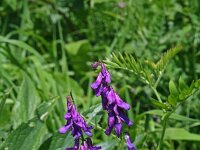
top-left (125, 134), bottom-right (136, 150)
top-left (114, 123), bottom-right (122, 137)
top-left (91, 61), bottom-right (99, 69)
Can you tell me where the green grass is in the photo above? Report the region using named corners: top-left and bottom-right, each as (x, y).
top-left (0, 0), bottom-right (200, 149)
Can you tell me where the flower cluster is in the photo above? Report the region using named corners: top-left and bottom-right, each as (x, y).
top-left (91, 62), bottom-right (136, 149)
top-left (91, 63), bottom-right (132, 136)
top-left (59, 96), bottom-right (101, 150)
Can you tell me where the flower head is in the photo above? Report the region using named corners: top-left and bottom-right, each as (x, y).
top-left (59, 96), bottom-right (93, 139)
top-left (125, 134), bottom-right (136, 150)
top-left (91, 63), bottom-right (133, 137)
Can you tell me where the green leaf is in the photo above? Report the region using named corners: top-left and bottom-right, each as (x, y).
top-left (164, 128), bottom-right (200, 141)
top-left (0, 36), bottom-right (44, 62)
top-left (99, 139), bottom-right (118, 150)
top-left (0, 118), bottom-right (46, 150)
top-left (65, 40), bottom-right (89, 55)
top-left (178, 76), bottom-right (189, 91)
top-left (156, 46), bottom-right (182, 72)
top-left (12, 75), bottom-right (40, 128)
top-left (35, 97), bottom-right (57, 121)
top-left (145, 110), bottom-right (200, 123)
top-left (49, 132), bottom-right (74, 150)
top-left (169, 80), bottom-right (179, 96)
top-left (0, 90), bottom-right (10, 117)
top-left (167, 95), bottom-right (177, 107)
top-left (150, 98), bottom-right (169, 109)
top-left (0, 98), bottom-right (56, 150)
top-left (82, 103), bottom-right (102, 124)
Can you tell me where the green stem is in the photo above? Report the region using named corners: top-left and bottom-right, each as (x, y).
top-left (151, 86), bottom-right (162, 103)
top-left (157, 113), bottom-right (169, 150)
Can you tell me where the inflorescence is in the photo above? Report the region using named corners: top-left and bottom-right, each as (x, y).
top-left (91, 62), bottom-right (136, 150)
top-left (59, 62), bottom-right (136, 150)
top-left (59, 96), bottom-right (101, 150)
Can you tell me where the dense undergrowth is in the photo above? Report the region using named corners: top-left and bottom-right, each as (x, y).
top-left (0, 0), bottom-right (200, 150)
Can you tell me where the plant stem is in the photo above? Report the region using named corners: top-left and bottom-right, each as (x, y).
top-left (157, 113), bottom-right (170, 150)
top-left (151, 86), bottom-right (162, 103)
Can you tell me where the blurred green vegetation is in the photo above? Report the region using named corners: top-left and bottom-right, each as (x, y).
top-left (0, 0), bottom-right (200, 150)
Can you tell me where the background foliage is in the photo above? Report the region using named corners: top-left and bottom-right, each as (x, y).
top-left (0, 0), bottom-right (200, 150)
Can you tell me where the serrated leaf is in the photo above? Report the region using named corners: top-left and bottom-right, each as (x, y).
top-left (169, 80), bottom-right (179, 96)
top-left (164, 128), bottom-right (200, 141)
top-left (0, 118), bottom-right (46, 150)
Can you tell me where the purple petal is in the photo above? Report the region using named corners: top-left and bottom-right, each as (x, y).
top-left (105, 126), bottom-right (113, 135)
top-left (94, 85), bottom-right (103, 97)
top-left (90, 146), bottom-right (101, 150)
top-left (91, 73), bottom-right (103, 90)
top-left (114, 123), bottom-right (122, 137)
top-left (65, 112), bottom-right (71, 119)
top-left (84, 127), bottom-right (93, 137)
top-left (101, 95), bottom-right (108, 110)
top-left (86, 138), bottom-right (101, 150)
top-left (71, 125), bottom-right (82, 139)
top-left (59, 123), bottom-right (71, 134)
top-left (80, 141), bottom-right (88, 150)
top-left (108, 112), bottom-right (115, 127)
top-left (101, 64), bottom-right (111, 83)
top-left (67, 96), bottom-right (73, 110)
top-left (71, 106), bottom-right (78, 118)
top-left (107, 88), bottom-right (116, 104)
top-left (119, 112), bottom-right (133, 126)
top-left (125, 134), bottom-right (136, 150)
top-left (113, 105), bottom-right (119, 115)
top-left (105, 71), bottom-right (111, 83)
top-left (115, 93), bottom-right (130, 110)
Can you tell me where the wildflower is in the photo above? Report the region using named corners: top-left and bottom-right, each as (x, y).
top-left (80, 138), bottom-right (101, 150)
top-left (91, 63), bottom-right (111, 96)
top-left (91, 62), bottom-right (133, 137)
top-left (125, 134), bottom-right (136, 150)
top-left (59, 96), bottom-right (93, 139)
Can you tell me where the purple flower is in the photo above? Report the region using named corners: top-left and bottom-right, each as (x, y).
top-left (125, 134), bottom-right (136, 150)
top-left (91, 63), bottom-right (133, 137)
top-left (91, 63), bottom-right (111, 96)
top-left (105, 107), bottom-right (132, 136)
top-left (59, 96), bottom-right (93, 139)
top-left (80, 138), bottom-right (101, 150)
